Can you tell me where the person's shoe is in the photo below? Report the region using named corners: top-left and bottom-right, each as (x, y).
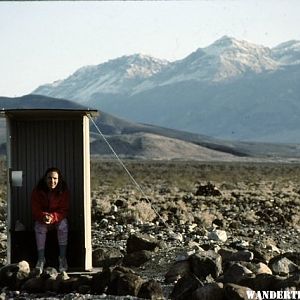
top-left (35, 258), bottom-right (45, 274)
top-left (59, 256), bottom-right (68, 272)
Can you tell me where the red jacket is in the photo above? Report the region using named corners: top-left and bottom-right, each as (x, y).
top-left (31, 188), bottom-right (70, 224)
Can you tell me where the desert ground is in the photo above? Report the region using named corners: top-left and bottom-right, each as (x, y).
top-left (89, 158), bottom-right (300, 254)
top-left (0, 158), bottom-right (300, 298)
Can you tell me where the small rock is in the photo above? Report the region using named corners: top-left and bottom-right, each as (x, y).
top-left (187, 223), bottom-right (198, 232)
top-left (115, 198), bottom-right (128, 208)
top-left (169, 231), bottom-right (184, 242)
top-left (17, 260), bottom-right (30, 280)
top-left (176, 249), bottom-right (195, 261)
top-left (115, 225), bottom-right (124, 233)
top-left (41, 267), bottom-right (58, 280)
top-left (187, 241), bottom-right (204, 251)
top-left (110, 204), bottom-right (118, 213)
top-left (208, 229), bottom-right (227, 243)
top-left (266, 243), bottom-right (281, 253)
top-left (60, 271), bottom-right (70, 280)
top-left (99, 218), bottom-right (109, 228)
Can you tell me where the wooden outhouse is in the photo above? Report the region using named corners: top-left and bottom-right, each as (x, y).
top-left (1, 96), bottom-right (98, 271)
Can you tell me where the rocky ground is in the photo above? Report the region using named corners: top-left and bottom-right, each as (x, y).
top-left (0, 159), bottom-right (300, 299)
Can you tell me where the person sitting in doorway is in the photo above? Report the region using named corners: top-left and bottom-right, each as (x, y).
top-left (31, 167), bottom-right (69, 274)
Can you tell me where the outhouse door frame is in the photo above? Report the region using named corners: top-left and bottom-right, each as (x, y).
top-left (4, 109), bottom-right (96, 271)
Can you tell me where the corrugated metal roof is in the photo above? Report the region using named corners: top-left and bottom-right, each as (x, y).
top-left (0, 94), bottom-right (98, 116)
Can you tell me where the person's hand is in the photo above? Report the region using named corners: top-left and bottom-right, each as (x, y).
top-left (43, 213), bottom-right (53, 224)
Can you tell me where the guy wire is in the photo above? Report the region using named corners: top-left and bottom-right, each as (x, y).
top-left (88, 115), bottom-right (171, 230)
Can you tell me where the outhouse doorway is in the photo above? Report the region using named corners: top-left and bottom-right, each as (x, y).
top-left (3, 107), bottom-right (97, 271)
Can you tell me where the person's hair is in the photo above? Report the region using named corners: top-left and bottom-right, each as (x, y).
top-left (36, 167), bottom-right (68, 193)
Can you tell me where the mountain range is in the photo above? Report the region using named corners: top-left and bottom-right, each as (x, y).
top-left (33, 36), bottom-right (300, 143)
top-left (1, 95), bottom-right (300, 161)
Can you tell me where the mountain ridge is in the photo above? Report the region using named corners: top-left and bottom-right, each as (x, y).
top-left (1, 95), bottom-right (300, 160)
top-left (34, 36), bottom-right (295, 97)
top-left (32, 36), bottom-right (300, 143)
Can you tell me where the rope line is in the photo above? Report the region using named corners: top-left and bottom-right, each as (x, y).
top-left (88, 115), bottom-right (171, 229)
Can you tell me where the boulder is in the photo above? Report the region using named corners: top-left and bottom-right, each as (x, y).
top-left (59, 276), bottom-right (83, 294)
top-left (106, 266), bottom-right (144, 297)
top-left (165, 260), bottom-right (191, 283)
top-left (91, 268), bottom-right (111, 294)
top-left (21, 267), bottom-right (64, 294)
top-left (239, 273), bottom-right (286, 290)
top-left (123, 250), bottom-right (152, 267)
top-left (219, 249), bottom-right (254, 262)
top-left (92, 246), bottom-right (123, 267)
top-left (245, 262), bottom-right (272, 275)
top-left (191, 282), bottom-right (224, 300)
top-left (0, 260), bottom-right (30, 290)
top-left (170, 273), bottom-right (204, 300)
top-left (21, 277), bottom-right (48, 293)
top-left (189, 250), bottom-right (222, 280)
top-left (224, 283), bottom-right (256, 300)
top-left (137, 279), bottom-right (165, 300)
top-left (195, 182), bottom-right (222, 197)
top-left (126, 233), bottom-right (161, 253)
top-left (222, 262), bottom-right (253, 284)
top-left (269, 255), bottom-right (299, 275)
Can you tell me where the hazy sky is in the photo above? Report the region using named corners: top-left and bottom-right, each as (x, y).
top-left (1, 0), bottom-right (300, 97)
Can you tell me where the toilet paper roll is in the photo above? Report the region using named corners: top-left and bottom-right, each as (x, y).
top-left (11, 171), bottom-right (23, 187)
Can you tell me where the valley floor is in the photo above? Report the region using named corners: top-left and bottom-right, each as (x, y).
top-left (0, 158), bottom-right (300, 298)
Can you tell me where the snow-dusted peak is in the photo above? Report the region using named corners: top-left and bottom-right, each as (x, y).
top-left (205, 35), bottom-right (241, 53)
top-left (117, 54), bottom-right (170, 78)
top-left (158, 36), bottom-right (278, 86)
top-left (204, 35), bottom-right (271, 57)
top-left (68, 54), bottom-right (170, 81)
top-left (272, 40), bottom-right (300, 65)
top-left (273, 40), bottom-right (300, 51)
top-left (123, 53), bottom-right (169, 65)
top-left (33, 53), bottom-right (170, 100)
top-left (32, 36), bottom-right (298, 103)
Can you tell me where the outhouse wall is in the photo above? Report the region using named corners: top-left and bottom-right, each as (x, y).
top-left (6, 110), bottom-right (92, 271)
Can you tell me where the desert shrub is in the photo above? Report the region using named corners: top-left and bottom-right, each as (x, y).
top-left (119, 201), bottom-right (157, 224)
top-left (194, 210), bottom-right (222, 228)
top-left (98, 199), bottom-right (112, 214)
top-left (291, 214), bottom-right (300, 229)
top-left (241, 210), bottom-right (258, 224)
top-left (169, 199), bottom-right (193, 224)
top-left (91, 197), bottom-right (112, 219)
top-left (132, 201), bottom-right (157, 223)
